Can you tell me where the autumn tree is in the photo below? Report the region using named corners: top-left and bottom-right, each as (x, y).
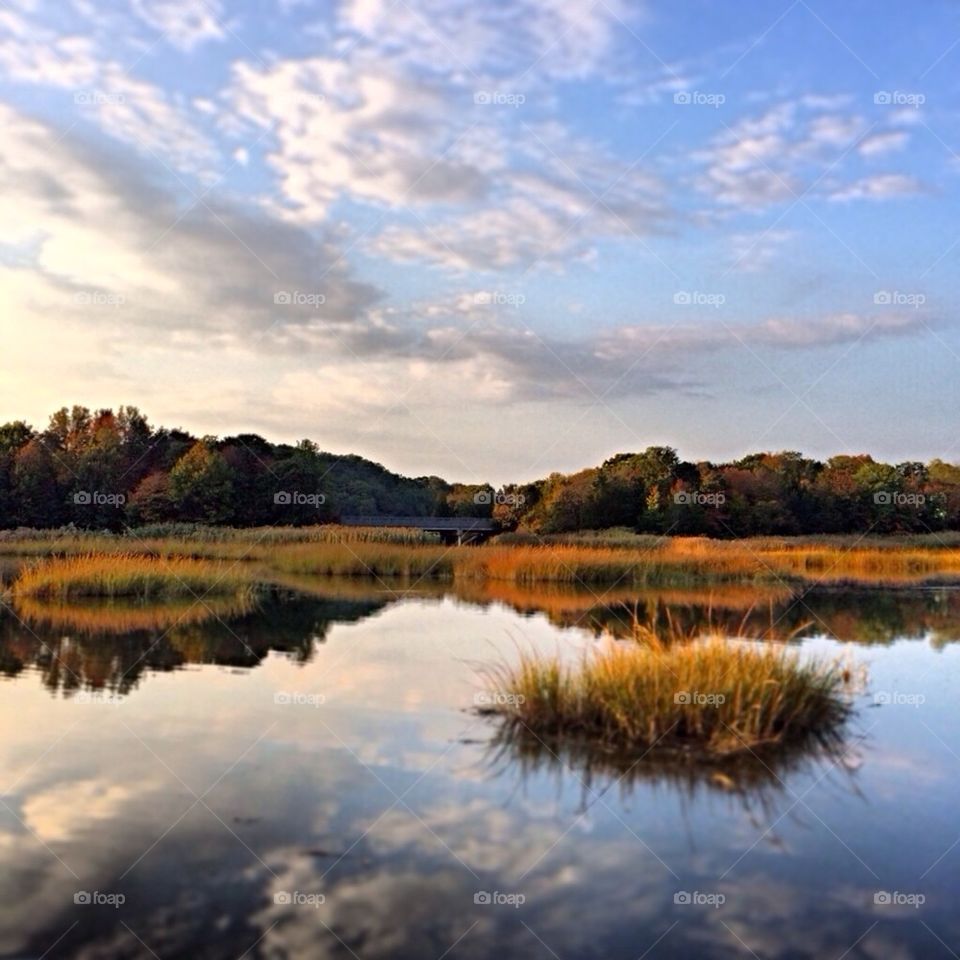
top-left (168, 440), bottom-right (235, 524)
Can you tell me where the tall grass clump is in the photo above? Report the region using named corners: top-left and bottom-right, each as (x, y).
top-left (11, 554), bottom-right (259, 601)
top-left (483, 630), bottom-right (855, 760)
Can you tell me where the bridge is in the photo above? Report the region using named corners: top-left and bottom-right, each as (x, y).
top-left (340, 515), bottom-right (499, 545)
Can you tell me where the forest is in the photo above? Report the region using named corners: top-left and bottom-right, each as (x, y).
top-left (1, 405), bottom-right (958, 537)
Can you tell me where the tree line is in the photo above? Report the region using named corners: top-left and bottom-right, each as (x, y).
top-left (498, 448), bottom-right (960, 536)
top-left (1, 406), bottom-right (958, 536)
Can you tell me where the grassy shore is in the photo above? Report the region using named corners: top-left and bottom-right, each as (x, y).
top-left (482, 630), bottom-right (855, 760)
top-left (11, 554), bottom-right (260, 601)
top-left (272, 535), bottom-right (960, 586)
top-left (4, 526), bottom-right (960, 589)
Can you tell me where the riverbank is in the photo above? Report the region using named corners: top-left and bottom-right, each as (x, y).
top-left (4, 526), bottom-right (960, 590)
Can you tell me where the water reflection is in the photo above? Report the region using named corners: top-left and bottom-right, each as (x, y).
top-left (484, 718), bottom-right (861, 810)
top-left (1, 586), bottom-right (960, 959)
top-left (4, 581), bottom-right (960, 701)
top-left (0, 591), bottom-right (389, 695)
top-left (489, 582), bottom-right (960, 646)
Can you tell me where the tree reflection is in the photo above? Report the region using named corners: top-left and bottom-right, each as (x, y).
top-left (0, 592), bottom-right (389, 695)
top-left (3, 580), bottom-right (959, 700)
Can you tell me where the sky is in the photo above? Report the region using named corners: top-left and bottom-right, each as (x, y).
top-left (0, 0), bottom-right (958, 484)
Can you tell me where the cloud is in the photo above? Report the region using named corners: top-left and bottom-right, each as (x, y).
top-left (728, 229), bottom-right (795, 272)
top-left (829, 173), bottom-right (923, 202)
top-left (369, 125), bottom-right (670, 272)
top-left (0, 96), bottom-right (941, 477)
top-left (858, 130), bottom-right (909, 158)
top-left (271, 295), bottom-right (938, 420)
top-left (226, 51), bottom-right (669, 270)
top-left (693, 97), bottom-right (927, 211)
top-left (694, 101), bottom-right (809, 209)
top-left (228, 56), bottom-right (491, 219)
top-left (0, 103), bottom-right (380, 348)
top-left (0, 8), bottom-right (219, 175)
top-left (337, 0), bottom-right (643, 80)
top-left (130, 0), bottom-right (227, 51)
top-left (594, 310), bottom-right (933, 369)
top-left (0, 12), bottom-right (99, 86)
top-left (78, 62), bottom-right (220, 174)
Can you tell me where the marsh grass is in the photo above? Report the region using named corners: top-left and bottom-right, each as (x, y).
top-left (11, 554), bottom-right (259, 601)
top-left (427, 539), bottom-right (960, 586)
top-left (0, 524), bottom-right (439, 553)
top-left (5, 527), bottom-right (960, 587)
top-left (13, 594), bottom-right (257, 634)
top-left (482, 627), bottom-right (856, 761)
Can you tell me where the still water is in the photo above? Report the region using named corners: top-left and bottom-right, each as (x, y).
top-left (1, 580), bottom-right (959, 959)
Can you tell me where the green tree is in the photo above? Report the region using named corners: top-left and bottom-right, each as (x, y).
top-left (168, 440), bottom-right (235, 524)
top-left (12, 439), bottom-right (64, 527)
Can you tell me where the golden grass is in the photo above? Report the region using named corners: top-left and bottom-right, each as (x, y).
top-left (482, 630), bottom-right (855, 759)
top-left (0, 524), bottom-right (436, 555)
top-left (11, 554), bottom-right (259, 601)
top-left (13, 594), bottom-right (257, 634)
top-left (473, 539), bottom-right (960, 586)
top-left (6, 528), bottom-right (960, 587)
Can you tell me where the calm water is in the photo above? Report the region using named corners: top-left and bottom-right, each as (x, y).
top-left (2, 579), bottom-right (960, 959)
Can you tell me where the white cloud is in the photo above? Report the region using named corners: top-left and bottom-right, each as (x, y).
top-left (130, 0), bottom-right (226, 51)
top-left (228, 56), bottom-right (490, 219)
top-left (337, 0), bottom-right (642, 80)
top-left (0, 12), bottom-right (99, 87)
top-left (226, 51), bottom-right (668, 269)
top-left (829, 173), bottom-right (922, 202)
top-left (858, 130), bottom-right (909, 158)
top-left (0, 104), bottom-right (379, 351)
top-left (728, 229), bottom-right (795, 272)
top-left (0, 9), bottom-right (218, 175)
top-left (81, 62), bottom-right (219, 174)
top-left (693, 98), bottom-right (925, 210)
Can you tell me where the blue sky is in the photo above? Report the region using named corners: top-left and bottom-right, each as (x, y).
top-left (0, 0), bottom-right (957, 482)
